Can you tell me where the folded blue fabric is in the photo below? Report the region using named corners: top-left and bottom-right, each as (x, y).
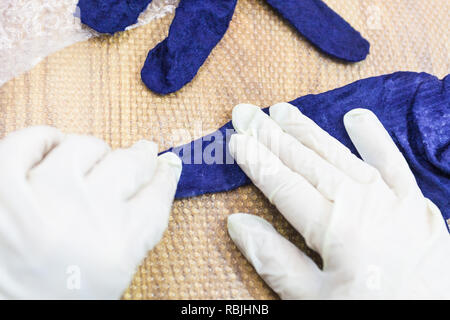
top-left (78, 0), bottom-right (370, 94)
top-left (163, 72), bottom-right (450, 222)
top-left (141, 0), bottom-right (238, 95)
top-left (77, 0), bottom-right (153, 34)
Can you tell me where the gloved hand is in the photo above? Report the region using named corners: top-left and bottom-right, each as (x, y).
top-left (227, 103), bottom-right (450, 299)
top-left (0, 126), bottom-right (182, 299)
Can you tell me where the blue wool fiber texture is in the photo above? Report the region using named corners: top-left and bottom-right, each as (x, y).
top-left (163, 72), bottom-right (450, 222)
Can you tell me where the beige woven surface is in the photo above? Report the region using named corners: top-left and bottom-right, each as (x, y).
top-left (0, 0), bottom-right (448, 299)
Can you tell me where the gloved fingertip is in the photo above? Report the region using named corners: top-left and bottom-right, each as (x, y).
top-left (158, 152), bottom-right (183, 182)
top-left (227, 213), bottom-right (250, 238)
top-left (269, 102), bottom-right (300, 123)
top-left (227, 213), bottom-right (274, 245)
top-left (232, 104), bottom-right (261, 134)
top-left (343, 108), bottom-right (377, 128)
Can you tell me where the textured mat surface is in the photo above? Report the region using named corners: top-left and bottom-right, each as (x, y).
top-left (0, 0), bottom-right (449, 299)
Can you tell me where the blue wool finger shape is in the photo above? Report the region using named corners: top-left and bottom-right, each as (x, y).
top-left (265, 0), bottom-right (370, 62)
top-left (162, 72), bottom-right (450, 222)
top-left (77, 0), bottom-right (153, 34)
top-left (141, 0), bottom-right (238, 95)
top-left (78, 0), bottom-right (369, 94)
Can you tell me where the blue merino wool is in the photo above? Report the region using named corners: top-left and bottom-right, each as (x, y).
top-left (265, 0), bottom-right (370, 62)
top-left (77, 0), bottom-right (153, 34)
top-left (141, 0), bottom-right (368, 94)
top-left (162, 72), bottom-right (450, 222)
top-left (141, 0), bottom-right (238, 95)
top-left (78, 0), bottom-right (370, 94)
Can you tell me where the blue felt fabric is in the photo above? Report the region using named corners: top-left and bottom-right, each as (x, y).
top-left (265, 0), bottom-right (369, 62)
top-left (77, 0), bottom-right (153, 34)
top-left (163, 72), bottom-right (450, 222)
top-left (141, 0), bottom-right (238, 95)
top-left (78, 0), bottom-right (370, 94)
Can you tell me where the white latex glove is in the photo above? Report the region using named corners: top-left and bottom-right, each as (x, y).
top-left (227, 103), bottom-right (450, 299)
top-left (0, 126), bottom-right (182, 299)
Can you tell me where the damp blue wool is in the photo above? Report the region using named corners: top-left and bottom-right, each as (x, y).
top-left (78, 0), bottom-right (370, 94)
top-left (77, 0), bottom-right (153, 34)
top-left (141, 0), bottom-right (238, 95)
top-left (265, 0), bottom-right (370, 62)
top-left (163, 72), bottom-right (450, 222)
top-left (141, 0), bottom-right (369, 94)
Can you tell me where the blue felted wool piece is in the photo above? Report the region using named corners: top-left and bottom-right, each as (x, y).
top-left (78, 0), bottom-right (369, 93)
top-left (77, 0), bottom-right (153, 34)
top-left (141, 0), bottom-right (368, 94)
top-left (141, 0), bottom-right (237, 95)
top-left (163, 72), bottom-right (450, 222)
top-left (265, 0), bottom-right (370, 62)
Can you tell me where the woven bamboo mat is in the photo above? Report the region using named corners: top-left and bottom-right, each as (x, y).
top-left (0, 0), bottom-right (448, 299)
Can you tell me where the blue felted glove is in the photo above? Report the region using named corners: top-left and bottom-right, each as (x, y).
top-left (78, 0), bottom-right (370, 94)
top-left (163, 72), bottom-right (450, 223)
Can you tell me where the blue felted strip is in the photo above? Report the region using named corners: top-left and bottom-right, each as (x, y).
top-left (141, 0), bottom-right (237, 95)
top-left (265, 0), bottom-right (370, 62)
top-left (77, 0), bottom-right (153, 34)
top-left (163, 72), bottom-right (450, 222)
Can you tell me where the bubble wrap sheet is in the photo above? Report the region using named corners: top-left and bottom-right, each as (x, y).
top-left (0, 0), bottom-right (449, 299)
